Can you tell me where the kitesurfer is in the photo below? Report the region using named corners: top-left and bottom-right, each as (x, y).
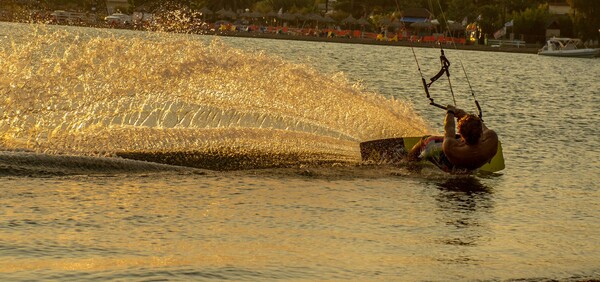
top-left (407, 105), bottom-right (499, 173)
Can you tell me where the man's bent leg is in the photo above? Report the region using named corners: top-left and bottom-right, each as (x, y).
top-left (407, 139), bottom-right (424, 161)
top-left (407, 135), bottom-right (437, 161)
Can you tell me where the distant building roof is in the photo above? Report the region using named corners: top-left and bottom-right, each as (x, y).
top-left (400, 17), bottom-right (428, 23)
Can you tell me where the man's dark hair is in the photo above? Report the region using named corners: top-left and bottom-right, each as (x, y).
top-left (457, 114), bottom-right (482, 145)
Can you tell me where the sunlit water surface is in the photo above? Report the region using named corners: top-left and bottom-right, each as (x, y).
top-left (0, 22), bottom-right (598, 281)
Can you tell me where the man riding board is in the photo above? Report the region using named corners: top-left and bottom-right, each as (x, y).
top-left (407, 105), bottom-right (499, 173)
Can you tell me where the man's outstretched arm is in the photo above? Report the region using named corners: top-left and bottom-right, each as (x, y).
top-left (444, 105), bottom-right (459, 139)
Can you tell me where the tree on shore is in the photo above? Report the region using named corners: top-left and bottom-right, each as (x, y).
top-left (567, 0), bottom-right (600, 42)
top-left (511, 4), bottom-right (550, 43)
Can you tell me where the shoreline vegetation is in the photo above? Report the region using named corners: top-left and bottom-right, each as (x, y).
top-left (1, 19), bottom-right (541, 54)
top-left (206, 29), bottom-right (540, 54)
top-left (3, 1), bottom-right (599, 55)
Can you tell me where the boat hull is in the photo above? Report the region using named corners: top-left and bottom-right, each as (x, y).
top-left (538, 48), bottom-right (599, 58)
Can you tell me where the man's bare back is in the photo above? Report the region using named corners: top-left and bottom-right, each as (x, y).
top-left (408, 105), bottom-right (499, 172)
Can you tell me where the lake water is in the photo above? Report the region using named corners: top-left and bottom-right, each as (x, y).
top-left (0, 22), bottom-right (598, 281)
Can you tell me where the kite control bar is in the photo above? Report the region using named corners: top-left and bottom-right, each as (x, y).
top-left (419, 49), bottom-right (456, 110)
top-left (413, 48), bottom-right (485, 120)
top-left (420, 76), bottom-right (447, 110)
top-left (414, 49), bottom-right (451, 111)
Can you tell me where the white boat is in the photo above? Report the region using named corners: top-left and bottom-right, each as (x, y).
top-left (538, 37), bottom-right (599, 58)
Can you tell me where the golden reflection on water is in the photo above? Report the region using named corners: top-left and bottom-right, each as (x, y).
top-left (1, 170), bottom-right (598, 280)
top-left (0, 176), bottom-right (440, 277)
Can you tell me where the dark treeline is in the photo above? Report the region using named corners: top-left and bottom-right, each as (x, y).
top-left (5, 0), bottom-right (600, 42)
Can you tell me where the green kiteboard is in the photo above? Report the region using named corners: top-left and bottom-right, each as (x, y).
top-left (359, 136), bottom-right (505, 173)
